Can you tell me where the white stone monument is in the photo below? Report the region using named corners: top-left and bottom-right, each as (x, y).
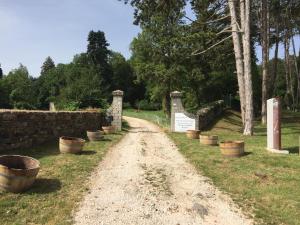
top-left (266, 97), bottom-right (288, 154)
top-left (174, 113), bottom-right (196, 132)
top-left (170, 91), bottom-right (198, 132)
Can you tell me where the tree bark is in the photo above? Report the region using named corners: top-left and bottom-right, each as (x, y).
top-left (228, 0), bottom-right (246, 125)
top-left (242, 0), bottom-right (254, 135)
top-left (269, 22), bottom-right (279, 97)
top-left (291, 35), bottom-right (300, 105)
top-left (261, 0), bottom-right (269, 124)
top-left (284, 29), bottom-right (292, 109)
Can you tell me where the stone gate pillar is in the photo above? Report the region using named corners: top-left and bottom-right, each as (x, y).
top-left (49, 102), bottom-right (56, 112)
top-left (266, 97), bottom-right (288, 154)
top-left (170, 91), bottom-right (198, 132)
top-left (110, 90), bottom-right (124, 131)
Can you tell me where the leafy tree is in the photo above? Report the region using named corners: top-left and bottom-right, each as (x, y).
top-left (35, 63), bottom-right (66, 109)
top-left (56, 57), bottom-right (107, 109)
top-left (127, 0), bottom-right (238, 115)
top-left (128, 0), bottom-right (187, 116)
top-left (109, 52), bottom-right (145, 105)
top-left (3, 64), bottom-right (36, 109)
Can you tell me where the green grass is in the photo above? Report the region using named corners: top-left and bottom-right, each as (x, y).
top-left (124, 109), bottom-right (300, 225)
top-left (123, 108), bottom-right (170, 128)
top-left (0, 131), bottom-right (125, 225)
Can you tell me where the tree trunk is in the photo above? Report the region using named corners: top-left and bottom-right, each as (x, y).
top-left (269, 22), bottom-right (279, 97)
top-left (162, 79), bottom-right (171, 118)
top-left (162, 93), bottom-right (171, 118)
top-left (284, 29), bottom-right (292, 109)
top-left (261, 0), bottom-right (269, 124)
top-left (242, 0), bottom-right (254, 135)
top-left (229, 0), bottom-right (246, 125)
top-left (291, 35), bottom-right (300, 106)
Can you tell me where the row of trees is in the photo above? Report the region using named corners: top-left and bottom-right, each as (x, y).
top-left (123, 0), bottom-right (299, 135)
top-left (259, 0), bottom-right (300, 124)
top-left (0, 31), bottom-right (145, 110)
top-left (0, 0), bottom-right (298, 136)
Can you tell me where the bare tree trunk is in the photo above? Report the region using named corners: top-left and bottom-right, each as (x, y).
top-left (229, 0), bottom-right (246, 125)
top-left (269, 22), bottom-right (280, 97)
top-left (261, 0), bottom-right (269, 124)
top-left (284, 29), bottom-right (292, 109)
top-left (291, 35), bottom-right (300, 106)
top-left (242, 0), bottom-right (254, 135)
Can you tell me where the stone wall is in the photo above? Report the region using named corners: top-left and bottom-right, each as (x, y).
top-left (197, 100), bottom-right (224, 130)
top-left (0, 110), bottom-right (105, 151)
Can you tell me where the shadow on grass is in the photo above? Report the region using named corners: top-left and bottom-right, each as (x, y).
top-left (77, 150), bottom-right (97, 155)
top-left (286, 146), bottom-right (299, 154)
top-left (26, 178), bottom-right (62, 194)
top-left (0, 141), bottom-right (60, 160)
top-left (98, 138), bottom-right (111, 142)
top-left (112, 132), bottom-right (123, 136)
top-left (243, 152), bottom-right (253, 157)
top-left (204, 110), bottom-right (243, 132)
top-left (202, 112), bottom-right (225, 131)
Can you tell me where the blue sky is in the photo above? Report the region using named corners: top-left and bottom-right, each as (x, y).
top-left (0, 0), bottom-right (299, 77)
top-left (0, 0), bottom-right (140, 76)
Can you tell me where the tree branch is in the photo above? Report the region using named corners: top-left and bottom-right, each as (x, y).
top-left (205, 15), bottom-right (230, 24)
top-left (192, 35), bottom-right (233, 56)
top-left (184, 15), bottom-right (194, 22)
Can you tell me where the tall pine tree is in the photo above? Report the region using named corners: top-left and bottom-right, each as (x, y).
top-left (41, 57), bottom-right (55, 76)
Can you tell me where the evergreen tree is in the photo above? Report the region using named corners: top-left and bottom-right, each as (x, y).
top-left (87, 30), bottom-right (112, 93)
top-left (0, 64), bottom-right (3, 79)
top-left (41, 56), bottom-right (55, 75)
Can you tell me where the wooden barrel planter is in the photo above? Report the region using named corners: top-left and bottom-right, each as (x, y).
top-left (219, 141), bottom-right (244, 157)
top-left (200, 135), bottom-right (219, 146)
top-left (102, 126), bottom-right (115, 134)
top-left (0, 155), bottom-right (40, 193)
top-left (87, 130), bottom-right (103, 141)
top-left (59, 136), bottom-right (85, 154)
top-left (186, 130), bottom-right (201, 139)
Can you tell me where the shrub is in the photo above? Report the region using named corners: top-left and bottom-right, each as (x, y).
top-left (123, 102), bottom-right (131, 109)
top-left (56, 101), bottom-right (80, 111)
top-left (135, 99), bottom-right (161, 111)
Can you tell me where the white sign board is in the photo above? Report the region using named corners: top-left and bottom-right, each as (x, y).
top-left (174, 113), bottom-right (195, 132)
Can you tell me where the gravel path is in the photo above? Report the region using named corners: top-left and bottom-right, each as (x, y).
top-left (73, 116), bottom-right (253, 225)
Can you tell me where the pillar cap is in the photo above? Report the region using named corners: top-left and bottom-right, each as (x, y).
top-left (170, 91), bottom-right (182, 98)
top-left (112, 90), bottom-right (124, 96)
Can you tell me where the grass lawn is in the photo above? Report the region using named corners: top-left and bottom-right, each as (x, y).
top-left (0, 131), bottom-right (125, 225)
top-left (123, 108), bottom-right (170, 128)
top-left (124, 109), bottom-right (300, 225)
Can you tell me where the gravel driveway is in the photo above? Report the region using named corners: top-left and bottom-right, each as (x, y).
top-left (73, 116), bottom-right (253, 225)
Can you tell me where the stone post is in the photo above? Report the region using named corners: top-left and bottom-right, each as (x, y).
top-left (110, 90), bottom-right (124, 131)
top-left (170, 91), bottom-right (198, 132)
top-left (49, 102), bottom-right (56, 112)
top-left (266, 97), bottom-right (288, 154)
